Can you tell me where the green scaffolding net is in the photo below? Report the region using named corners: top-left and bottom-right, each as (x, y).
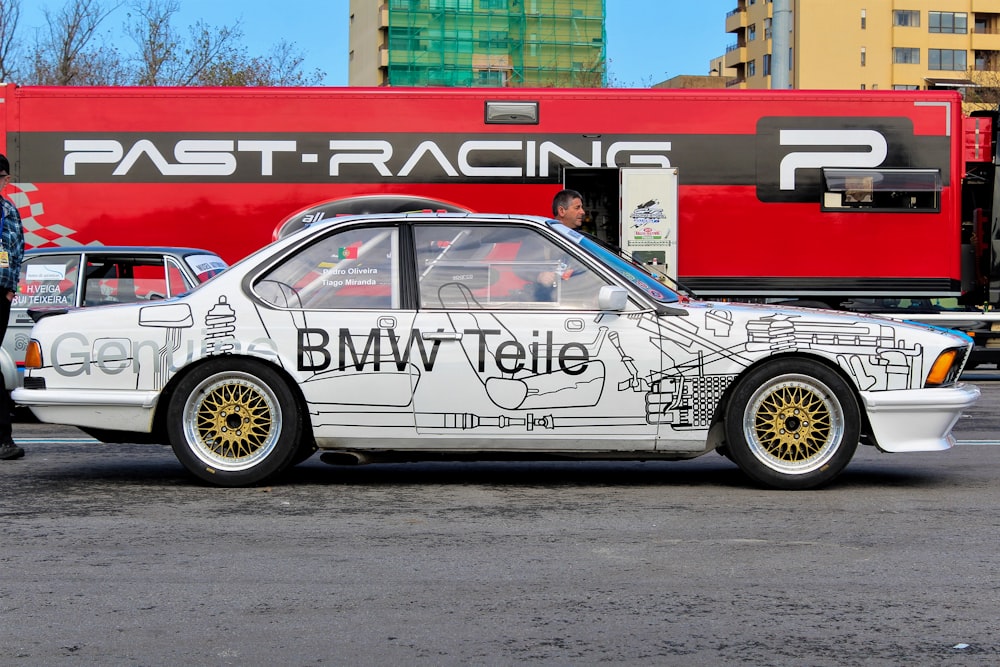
top-left (385, 0), bottom-right (607, 87)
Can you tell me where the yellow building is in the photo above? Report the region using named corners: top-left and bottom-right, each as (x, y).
top-left (725, 0), bottom-right (1000, 96)
top-left (348, 0), bottom-right (606, 87)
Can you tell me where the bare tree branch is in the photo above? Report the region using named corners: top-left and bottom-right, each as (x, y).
top-left (28, 0), bottom-right (123, 85)
top-left (18, 0), bottom-right (327, 87)
top-left (126, 0), bottom-right (179, 85)
top-left (0, 0), bottom-right (23, 81)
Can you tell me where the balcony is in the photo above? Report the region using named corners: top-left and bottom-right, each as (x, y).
top-left (726, 8), bottom-right (748, 33)
top-left (972, 32), bottom-right (1000, 51)
top-left (725, 44), bottom-right (747, 69)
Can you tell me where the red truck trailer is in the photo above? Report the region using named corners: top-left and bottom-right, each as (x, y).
top-left (1, 84), bottom-right (998, 361)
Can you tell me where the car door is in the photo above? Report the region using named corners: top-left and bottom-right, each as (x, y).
top-left (250, 223), bottom-right (419, 441)
top-left (409, 223), bottom-right (663, 450)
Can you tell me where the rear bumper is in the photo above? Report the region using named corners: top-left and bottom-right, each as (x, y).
top-left (860, 382), bottom-right (980, 453)
top-left (11, 387), bottom-right (159, 432)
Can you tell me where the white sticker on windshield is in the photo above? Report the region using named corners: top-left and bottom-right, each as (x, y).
top-left (26, 264), bottom-right (68, 281)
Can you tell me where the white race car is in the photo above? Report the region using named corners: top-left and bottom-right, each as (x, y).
top-left (14, 214), bottom-right (979, 489)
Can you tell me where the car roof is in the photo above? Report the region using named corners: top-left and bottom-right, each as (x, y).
top-left (24, 246), bottom-right (223, 256)
top-left (304, 211), bottom-right (558, 231)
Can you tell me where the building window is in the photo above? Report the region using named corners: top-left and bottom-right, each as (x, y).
top-left (929, 48), bottom-right (967, 70)
top-left (861, 9), bottom-right (866, 30)
top-left (893, 84), bottom-right (920, 90)
top-left (860, 84), bottom-right (866, 90)
top-left (764, 17), bottom-right (772, 39)
top-left (388, 26), bottom-right (424, 51)
top-left (427, 28), bottom-right (474, 53)
top-left (893, 47), bottom-right (920, 64)
top-left (748, 24), bottom-right (756, 41)
top-left (894, 10), bottom-right (920, 27)
top-left (430, 0), bottom-right (473, 9)
top-left (748, 59), bottom-right (757, 77)
top-left (478, 30), bottom-right (509, 50)
top-left (476, 70), bottom-right (506, 86)
top-left (861, 47), bottom-right (866, 66)
top-left (480, 0), bottom-right (506, 8)
top-left (929, 12), bottom-right (968, 34)
top-left (763, 53), bottom-right (772, 76)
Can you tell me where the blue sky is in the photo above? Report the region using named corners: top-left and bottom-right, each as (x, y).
top-left (18, 0), bottom-right (735, 87)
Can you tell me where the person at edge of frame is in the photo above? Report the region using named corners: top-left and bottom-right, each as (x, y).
top-left (0, 153), bottom-right (25, 461)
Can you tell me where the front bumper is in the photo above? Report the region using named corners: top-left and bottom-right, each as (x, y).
top-left (860, 382), bottom-right (980, 453)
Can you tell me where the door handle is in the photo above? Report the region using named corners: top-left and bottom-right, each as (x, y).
top-left (422, 331), bottom-right (463, 341)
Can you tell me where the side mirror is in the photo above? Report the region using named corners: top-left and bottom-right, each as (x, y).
top-left (597, 285), bottom-right (628, 311)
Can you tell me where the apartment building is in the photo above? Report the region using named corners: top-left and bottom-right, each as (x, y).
top-left (724, 0), bottom-right (1000, 93)
top-left (348, 0), bottom-right (606, 87)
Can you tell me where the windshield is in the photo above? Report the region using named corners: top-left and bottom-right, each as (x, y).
top-left (549, 222), bottom-right (681, 304)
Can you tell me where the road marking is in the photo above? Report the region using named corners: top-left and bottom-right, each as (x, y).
top-left (956, 440), bottom-right (1000, 446)
top-left (17, 437), bottom-right (99, 444)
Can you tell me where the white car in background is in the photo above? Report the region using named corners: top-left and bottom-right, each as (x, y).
top-left (3, 246), bottom-right (227, 390)
top-left (13, 214), bottom-right (979, 489)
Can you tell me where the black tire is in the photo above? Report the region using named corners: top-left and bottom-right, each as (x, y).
top-left (724, 358), bottom-right (860, 490)
top-left (167, 358), bottom-right (302, 487)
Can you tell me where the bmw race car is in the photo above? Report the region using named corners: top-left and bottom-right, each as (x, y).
top-left (13, 213), bottom-right (979, 489)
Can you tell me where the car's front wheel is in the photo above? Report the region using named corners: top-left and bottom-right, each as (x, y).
top-left (724, 358), bottom-right (860, 490)
top-left (167, 359), bottom-right (302, 486)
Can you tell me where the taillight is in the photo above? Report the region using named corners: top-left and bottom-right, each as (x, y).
top-left (23, 340), bottom-right (42, 369)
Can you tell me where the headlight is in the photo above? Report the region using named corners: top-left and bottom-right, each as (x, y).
top-left (925, 347), bottom-right (965, 387)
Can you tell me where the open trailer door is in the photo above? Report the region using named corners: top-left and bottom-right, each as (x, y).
top-left (620, 167), bottom-right (678, 284)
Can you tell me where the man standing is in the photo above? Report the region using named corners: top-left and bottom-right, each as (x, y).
top-left (0, 154), bottom-right (25, 460)
top-left (551, 188), bottom-right (586, 229)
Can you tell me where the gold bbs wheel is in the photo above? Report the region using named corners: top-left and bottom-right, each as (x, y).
top-left (184, 373), bottom-right (279, 470)
top-left (743, 375), bottom-right (844, 474)
top-left (168, 360), bottom-right (301, 486)
top-left (726, 359), bottom-right (860, 490)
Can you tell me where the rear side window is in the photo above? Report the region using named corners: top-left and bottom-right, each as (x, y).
top-left (253, 226), bottom-right (399, 309)
top-left (14, 254), bottom-right (81, 309)
top-left (82, 255), bottom-right (189, 306)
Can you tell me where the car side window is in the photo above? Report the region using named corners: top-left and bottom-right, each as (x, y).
top-left (82, 256), bottom-right (174, 306)
top-left (254, 226), bottom-right (399, 309)
top-left (413, 224), bottom-right (610, 310)
top-left (14, 254), bottom-right (81, 309)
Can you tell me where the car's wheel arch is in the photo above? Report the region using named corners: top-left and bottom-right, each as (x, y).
top-left (151, 354), bottom-right (315, 452)
top-left (707, 351), bottom-right (873, 451)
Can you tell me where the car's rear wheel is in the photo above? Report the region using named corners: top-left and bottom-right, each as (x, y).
top-left (724, 358), bottom-right (860, 490)
top-left (167, 359), bottom-right (302, 486)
